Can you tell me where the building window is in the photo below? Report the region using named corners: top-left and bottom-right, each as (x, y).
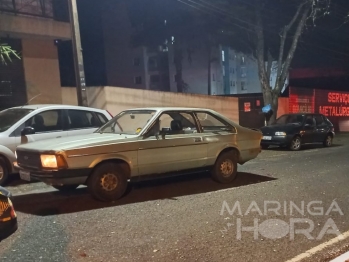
top-left (134, 76), bottom-right (142, 85)
top-left (241, 56), bottom-right (245, 65)
top-left (133, 58), bottom-right (141, 66)
top-left (148, 56), bottom-right (158, 70)
top-left (150, 75), bottom-right (160, 83)
top-left (241, 81), bottom-right (246, 90)
top-left (222, 67), bottom-right (225, 76)
top-left (221, 50), bottom-right (225, 62)
top-left (212, 73), bottom-right (216, 81)
top-left (230, 81), bottom-right (233, 87)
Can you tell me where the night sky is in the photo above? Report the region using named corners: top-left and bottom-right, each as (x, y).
top-left (57, 0), bottom-right (349, 89)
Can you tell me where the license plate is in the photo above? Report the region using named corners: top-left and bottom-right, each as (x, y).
top-left (263, 136), bottom-right (272, 140)
top-left (19, 170), bottom-right (31, 181)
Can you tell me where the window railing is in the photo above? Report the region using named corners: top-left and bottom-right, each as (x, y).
top-left (0, 0), bottom-right (67, 20)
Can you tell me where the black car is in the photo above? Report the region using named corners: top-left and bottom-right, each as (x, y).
top-left (0, 186), bottom-right (18, 242)
top-left (260, 113), bottom-right (335, 151)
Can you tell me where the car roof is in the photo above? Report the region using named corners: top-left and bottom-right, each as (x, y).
top-left (123, 107), bottom-right (216, 112)
top-left (8, 104), bottom-right (106, 112)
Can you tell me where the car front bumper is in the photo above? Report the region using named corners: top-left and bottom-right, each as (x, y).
top-left (14, 163), bottom-right (90, 186)
top-left (260, 135), bottom-right (293, 147)
top-left (0, 218), bottom-right (17, 241)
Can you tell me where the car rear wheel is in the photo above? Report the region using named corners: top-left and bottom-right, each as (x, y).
top-left (52, 185), bottom-right (79, 192)
top-left (87, 162), bottom-right (128, 202)
top-left (323, 134), bottom-right (333, 147)
top-left (212, 151), bottom-right (238, 183)
top-left (289, 136), bottom-right (301, 151)
top-left (0, 157), bottom-right (9, 186)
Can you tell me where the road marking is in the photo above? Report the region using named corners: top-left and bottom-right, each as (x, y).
top-left (285, 230), bottom-right (349, 262)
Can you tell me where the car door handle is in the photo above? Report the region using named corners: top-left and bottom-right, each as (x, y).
top-left (194, 137), bottom-right (202, 142)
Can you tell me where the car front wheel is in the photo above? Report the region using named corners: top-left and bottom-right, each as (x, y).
top-left (323, 134), bottom-right (333, 147)
top-left (87, 162), bottom-right (128, 202)
top-left (0, 157), bottom-right (9, 186)
top-left (212, 151), bottom-right (238, 183)
top-left (289, 136), bottom-right (301, 151)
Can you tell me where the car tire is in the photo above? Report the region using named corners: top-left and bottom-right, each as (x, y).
top-left (0, 157), bottom-right (9, 186)
top-left (52, 185), bottom-right (79, 192)
top-left (87, 162), bottom-right (128, 202)
top-left (211, 150), bottom-right (238, 184)
top-left (261, 145), bottom-right (269, 150)
top-left (323, 134), bottom-right (333, 147)
top-left (289, 136), bottom-right (301, 151)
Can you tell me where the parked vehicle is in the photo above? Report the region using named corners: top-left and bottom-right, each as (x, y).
top-left (0, 104), bottom-right (113, 185)
top-left (15, 107), bottom-right (262, 202)
top-left (260, 113), bottom-right (335, 151)
top-left (0, 186), bottom-right (17, 242)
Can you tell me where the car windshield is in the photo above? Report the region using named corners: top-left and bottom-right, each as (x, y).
top-left (275, 114), bottom-right (305, 125)
top-left (98, 110), bottom-right (157, 135)
top-left (0, 108), bottom-right (33, 133)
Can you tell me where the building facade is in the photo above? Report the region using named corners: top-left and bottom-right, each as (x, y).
top-left (0, 0), bottom-right (71, 109)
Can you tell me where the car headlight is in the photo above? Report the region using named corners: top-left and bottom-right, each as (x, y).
top-left (40, 154), bottom-right (68, 169)
top-left (275, 132), bottom-right (286, 136)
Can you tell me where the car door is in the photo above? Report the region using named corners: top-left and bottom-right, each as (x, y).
top-left (302, 115), bottom-right (316, 144)
top-left (314, 115), bottom-right (328, 142)
top-left (65, 109), bottom-right (103, 137)
top-left (21, 109), bottom-right (67, 144)
top-left (137, 111), bottom-right (208, 176)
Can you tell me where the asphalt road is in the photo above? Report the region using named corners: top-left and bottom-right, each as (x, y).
top-left (1, 134), bottom-right (349, 262)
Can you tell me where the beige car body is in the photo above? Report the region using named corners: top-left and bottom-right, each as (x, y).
top-left (15, 107), bottom-right (262, 186)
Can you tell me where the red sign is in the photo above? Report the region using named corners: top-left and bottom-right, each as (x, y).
top-left (318, 91), bottom-right (349, 117)
top-left (244, 102), bottom-right (251, 112)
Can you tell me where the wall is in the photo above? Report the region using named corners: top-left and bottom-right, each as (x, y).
top-left (22, 38), bottom-right (62, 104)
top-left (62, 86), bottom-right (239, 123)
top-left (0, 13), bottom-right (70, 40)
top-left (277, 97), bottom-right (289, 118)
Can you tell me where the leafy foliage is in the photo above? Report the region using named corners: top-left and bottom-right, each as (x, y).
top-left (0, 43), bottom-right (21, 65)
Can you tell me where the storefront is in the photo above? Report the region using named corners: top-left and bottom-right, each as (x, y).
top-left (289, 87), bottom-right (349, 131)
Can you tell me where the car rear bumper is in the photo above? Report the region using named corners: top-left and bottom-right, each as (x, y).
top-left (260, 135), bottom-right (293, 146)
top-left (0, 218), bottom-right (18, 241)
top-left (14, 163), bottom-right (90, 186)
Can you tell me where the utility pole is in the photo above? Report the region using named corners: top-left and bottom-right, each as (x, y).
top-left (68, 0), bottom-right (88, 106)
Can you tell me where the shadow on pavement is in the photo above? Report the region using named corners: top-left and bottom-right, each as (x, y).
top-left (264, 143), bottom-right (343, 151)
top-left (12, 171), bottom-right (276, 216)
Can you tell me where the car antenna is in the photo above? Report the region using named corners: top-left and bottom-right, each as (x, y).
top-left (20, 93), bottom-right (42, 108)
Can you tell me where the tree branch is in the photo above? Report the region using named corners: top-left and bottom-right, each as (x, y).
top-left (276, 2), bottom-right (306, 79)
top-left (254, 0), bottom-right (268, 90)
top-left (276, 6), bottom-right (310, 94)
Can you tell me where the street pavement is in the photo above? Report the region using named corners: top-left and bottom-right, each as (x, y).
top-left (1, 134), bottom-right (349, 262)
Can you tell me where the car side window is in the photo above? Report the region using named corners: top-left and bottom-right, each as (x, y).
top-left (304, 115), bottom-right (315, 126)
top-left (315, 115), bottom-right (325, 127)
top-left (195, 112), bottom-right (236, 133)
top-left (156, 111), bottom-right (198, 136)
top-left (97, 113), bottom-right (108, 125)
top-left (25, 110), bottom-right (63, 133)
top-left (67, 110), bottom-right (100, 129)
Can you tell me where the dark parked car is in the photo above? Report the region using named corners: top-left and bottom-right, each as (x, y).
top-left (260, 113), bottom-right (335, 151)
top-left (0, 186), bottom-right (17, 242)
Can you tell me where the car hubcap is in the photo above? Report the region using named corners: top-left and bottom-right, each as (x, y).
top-left (0, 166), bottom-right (3, 180)
top-left (326, 136), bottom-right (332, 146)
top-left (220, 160), bottom-right (234, 177)
top-left (292, 139), bottom-right (300, 150)
top-left (100, 173), bottom-right (118, 191)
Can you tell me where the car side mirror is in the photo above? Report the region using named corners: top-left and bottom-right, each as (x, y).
top-left (21, 126), bottom-right (35, 136)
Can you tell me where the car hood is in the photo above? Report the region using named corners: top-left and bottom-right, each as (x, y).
top-left (16, 133), bottom-right (139, 152)
top-left (260, 123), bottom-right (301, 135)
